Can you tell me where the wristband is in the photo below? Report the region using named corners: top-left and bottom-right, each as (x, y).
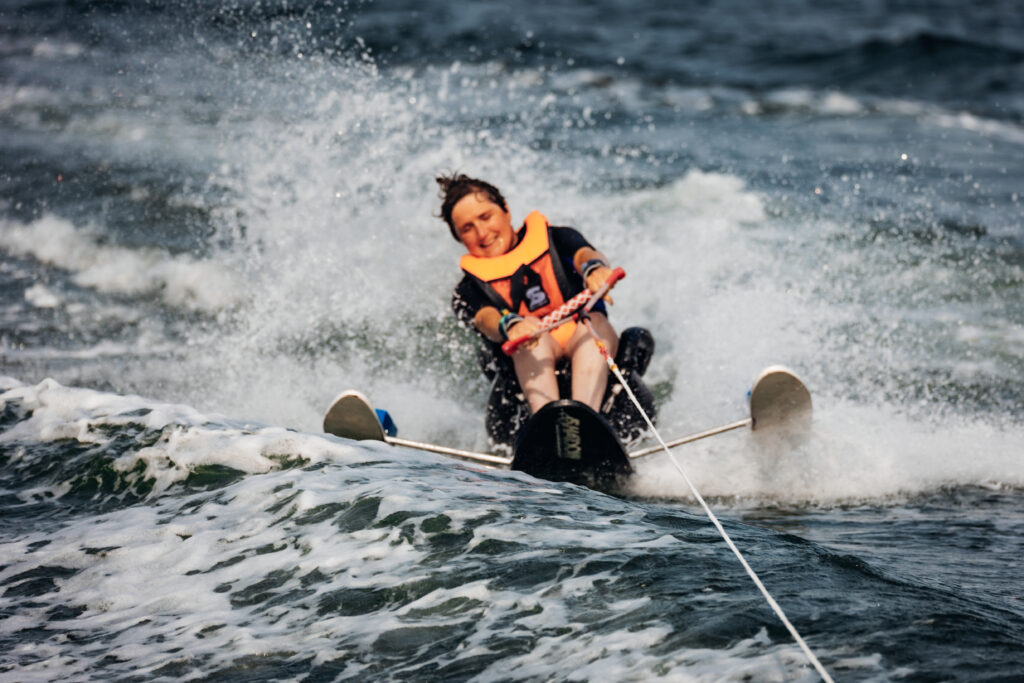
top-left (498, 312), bottom-right (523, 341)
top-left (580, 258), bottom-right (609, 281)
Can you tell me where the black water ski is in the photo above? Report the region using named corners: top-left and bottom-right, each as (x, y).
top-left (512, 399), bottom-right (632, 492)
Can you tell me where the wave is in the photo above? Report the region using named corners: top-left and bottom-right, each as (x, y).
top-left (799, 30), bottom-right (1023, 72)
top-left (0, 457), bottom-right (830, 681)
top-left (0, 216), bottom-right (245, 312)
top-left (2, 376), bottom-right (1022, 680)
top-left (3, 376), bottom-right (1022, 515)
top-left (0, 377), bottom-right (346, 516)
top-left (628, 400), bottom-right (1024, 503)
top-left (1, 0), bottom-right (1021, 508)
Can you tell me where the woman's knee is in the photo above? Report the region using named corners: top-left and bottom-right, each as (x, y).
top-left (569, 316), bottom-right (617, 357)
top-left (513, 336), bottom-right (559, 375)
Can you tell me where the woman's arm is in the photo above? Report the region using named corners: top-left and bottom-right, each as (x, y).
top-left (473, 306), bottom-right (540, 345)
top-left (473, 306), bottom-right (503, 343)
top-left (573, 246), bottom-right (615, 302)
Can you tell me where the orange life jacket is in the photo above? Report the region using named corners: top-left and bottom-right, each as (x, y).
top-left (460, 211), bottom-right (579, 347)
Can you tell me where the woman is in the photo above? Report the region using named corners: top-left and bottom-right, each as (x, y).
top-left (438, 173), bottom-right (620, 415)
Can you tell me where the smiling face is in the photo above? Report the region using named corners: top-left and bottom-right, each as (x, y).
top-left (451, 191), bottom-right (515, 258)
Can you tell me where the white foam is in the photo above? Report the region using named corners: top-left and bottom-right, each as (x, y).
top-left (0, 84), bottom-right (62, 111)
top-left (0, 376), bottom-right (23, 391)
top-left (4, 46), bottom-right (1010, 513)
top-left (764, 88), bottom-right (817, 109)
top-left (24, 283), bottom-right (60, 308)
top-left (0, 215), bottom-right (245, 311)
top-left (931, 110), bottom-right (1024, 144)
top-left (746, 87), bottom-right (868, 117)
top-left (2, 463), bottom-right (818, 680)
top-left (31, 40), bottom-right (85, 59)
top-left (626, 401), bottom-right (1024, 504)
top-left (180, 67), bottom-right (1024, 505)
top-left (625, 169), bottom-right (766, 223)
top-left (820, 92), bottom-right (865, 115)
top-left (0, 378), bottom-right (382, 497)
top-left (1, 338), bottom-right (175, 361)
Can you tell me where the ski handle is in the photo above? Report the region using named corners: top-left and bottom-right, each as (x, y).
top-left (501, 267), bottom-right (625, 356)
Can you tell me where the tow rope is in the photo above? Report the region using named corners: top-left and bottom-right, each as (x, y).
top-left (501, 265), bottom-right (833, 681)
top-left (577, 307), bottom-right (834, 683)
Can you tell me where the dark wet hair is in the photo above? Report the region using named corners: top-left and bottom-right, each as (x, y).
top-left (436, 172), bottom-right (508, 241)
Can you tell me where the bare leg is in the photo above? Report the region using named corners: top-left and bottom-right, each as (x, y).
top-left (567, 313), bottom-right (618, 412)
top-left (512, 333), bottom-right (563, 413)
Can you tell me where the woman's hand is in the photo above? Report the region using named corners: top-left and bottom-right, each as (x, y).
top-left (505, 316), bottom-right (543, 349)
top-left (584, 264), bottom-right (615, 305)
top-left (475, 307), bottom-right (545, 348)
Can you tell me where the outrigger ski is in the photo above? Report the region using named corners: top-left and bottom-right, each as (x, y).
top-left (322, 365), bottom-right (813, 494)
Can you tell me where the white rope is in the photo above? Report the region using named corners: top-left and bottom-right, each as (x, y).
top-left (584, 321), bottom-right (834, 682)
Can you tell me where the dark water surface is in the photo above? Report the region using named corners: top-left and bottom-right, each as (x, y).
top-left (2, 1), bottom-right (1023, 680)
